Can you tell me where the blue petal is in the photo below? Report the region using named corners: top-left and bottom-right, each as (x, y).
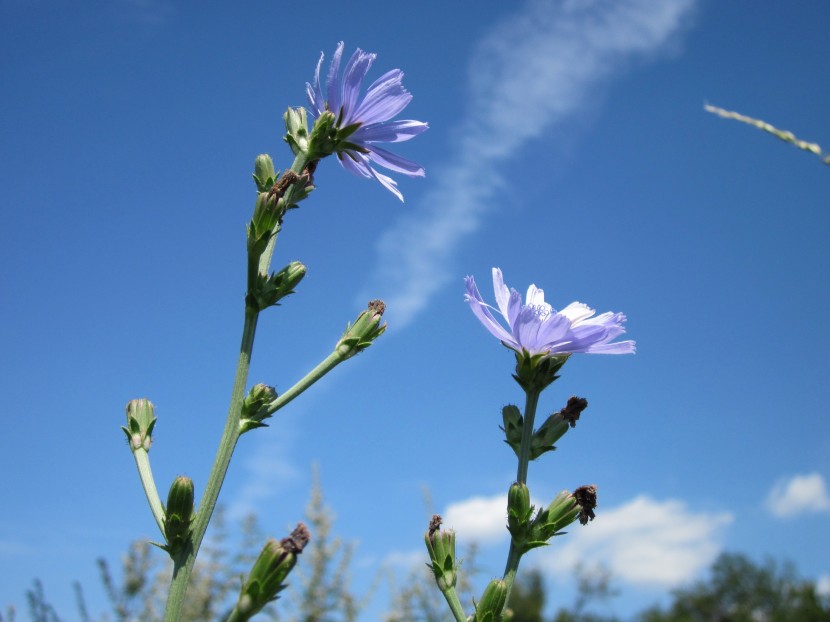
top-left (326, 41), bottom-right (345, 114)
top-left (465, 276), bottom-right (518, 347)
top-left (352, 120), bottom-right (429, 144)
top-left (366, 145), bottom-right (425, 177)
top-left (341, 48), bottom-right (375, 124)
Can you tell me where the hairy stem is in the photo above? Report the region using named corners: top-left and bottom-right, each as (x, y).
top-left (501, 386), bottom-right (542, 607)
top-left (163, 152), bottom-right (311, 622)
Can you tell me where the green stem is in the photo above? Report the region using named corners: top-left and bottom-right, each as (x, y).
top-left (439, 586), bottom-right (468, 622)
top-left (164, 308), bottom-right (259, 622)
top-left (264, 350), bottom-right (344, 417)
top-left (131, 447), bottom-right (165, 537)
top-left (163, 153), bottom-right (312, 622)
top-left (259, 153), bottom-right (313, 277)
top-left (501, 386), bottom-right (542, 607)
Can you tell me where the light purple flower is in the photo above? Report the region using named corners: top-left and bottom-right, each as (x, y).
top-left (464, 268), bottom-right (636, 357)
top-left (307, 42), bottom-right (428, 201)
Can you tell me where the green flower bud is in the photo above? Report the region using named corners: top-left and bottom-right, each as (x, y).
top-left (473, 579), bottom-right (509, 622)
top-left (284, 107), bottom-right (310, 156)
top-left (240, 383), bottom-right (278, 433)
top-left (122, 398), bottom-right (157, 452)
top-left (424, 515), bottom-right (457, 591)
top-left (236, 524), bottom-right (310, 619)
top-left (527, 490), bottom-right (582, 548)
top-left (335, 300), bottom-right (387, 360)
top-left (506, 483), bottom-right (534, 543)
top-left (163, 476), bottom-right (194, 557)
top-left (252, 154), bottom-right (277, 192)
top-left (527, 411), bottom-right (570, 459)
top-left (248, 261), bottom-right (307, 312)
top-left (501, 405), bottom-right (524, 456)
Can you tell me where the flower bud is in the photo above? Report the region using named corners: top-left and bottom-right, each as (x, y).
top-left (424, 515), bottom-right (457, 591)
top-left (473, 579), bottom-right (508, 622)
top-left (122, 398), bottom-right (157, 452)
top-left (501, 405), bottom-right (524, 456)
top-left (335, 300), bottom-right (387, 360)
top-left (284, 107), bottom-right (310, 156)
top-left (236, 524), bottom-right (310, 619)
top-left (240, 383), bottom-right (278, 433)
top-left (248, 261), bottom-right (307, 311)
top-left (506, 483), bottom-right (533, 541)
top-left (163, 476), bottom-right (194, 557)
top-left (252, 154), bottom-right (277, 192)
top-left (527, 490), bottom-right (582, 547)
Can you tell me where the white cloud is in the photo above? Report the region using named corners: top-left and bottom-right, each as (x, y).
top-left (364, 0), bottom-right (696, 327)
top-left (538, 495), bottom-right (732, 588)
top-left (765, 472), bottom-right (830, 519)
top-left (816, 574), bottom-right (830, 598)
top-left (443, 493), bottom-right (510, 543)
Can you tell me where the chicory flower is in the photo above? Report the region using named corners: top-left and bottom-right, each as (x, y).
top-left (306, 41), bottom-right (428, 201)
top-left (464, 268), bottom-right (635, 357)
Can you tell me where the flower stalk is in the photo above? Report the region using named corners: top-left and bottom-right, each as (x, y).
top-left (163, 149), bottom-right (315, 622)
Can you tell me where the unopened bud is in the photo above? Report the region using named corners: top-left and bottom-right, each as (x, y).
top-left (236, 524), bottom-right (310, 619)
top-left (248, 261), bottom-right (307, 311)
top-left (424, 515), bottom-right (457, 591)
top-left (122, 398), bottom-right (157, 452)
top-left (335, 300), bottom-right (387, 360)
top-left (240, 383), bottom-right (278, 433)
top-left (163, 476), bottom-right (194, 557)
top-left (253, 154), bottom-right (277, 192)
top-left (506, 483), bottom-right (533, 541)
top-left (474, 579), bottom-right (508, 622)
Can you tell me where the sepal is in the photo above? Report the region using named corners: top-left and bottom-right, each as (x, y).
top-left (512, 353), bottom-right (569, 393)
top-left (162, 476), bottom-right (194, 558)
top-left (122, 398), bottom-right (157, 452)
top-left (235, 524), bottom-right (310, 620)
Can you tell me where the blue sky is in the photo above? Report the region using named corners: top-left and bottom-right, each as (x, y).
top-left (2, 0), bottom-right (829, 619)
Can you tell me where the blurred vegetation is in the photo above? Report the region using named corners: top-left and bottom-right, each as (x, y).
top-left (4, 488), bottom-right (829, 622)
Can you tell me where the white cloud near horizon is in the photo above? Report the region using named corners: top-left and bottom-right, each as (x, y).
top-left (817, 574), bottom-right (830, 598)
top-left (765, 472), bottom-right (830, 519)
top-left (364, 0), bottom-right (696, 327)
top-left (539, 495), bottom-right (732, 587)
top-left (438, 492), bottom-right (731, 588)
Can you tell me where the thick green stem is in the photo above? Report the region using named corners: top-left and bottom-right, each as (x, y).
top-left (439, 586), bottom-right (468, 622)
top-left (501, 386), bottom-right (543, 607)
top-left (163, 152), bottom-right (314, 622)
top-left (132, 447), bottom-right (165, 537)
top-left (164, 308), bottom-right (259, 621)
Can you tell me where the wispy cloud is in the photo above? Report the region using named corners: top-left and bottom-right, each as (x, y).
top-left (227, 428), bottom-right (302, 520)
top-left (765, 472), bottom-right (830, 519)
top-left (817, 574), bottom-right (830, 598)
top-left (364, 0), bottom-right (696, 327)
top-left (538, 495), bottom-right (732, 587)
